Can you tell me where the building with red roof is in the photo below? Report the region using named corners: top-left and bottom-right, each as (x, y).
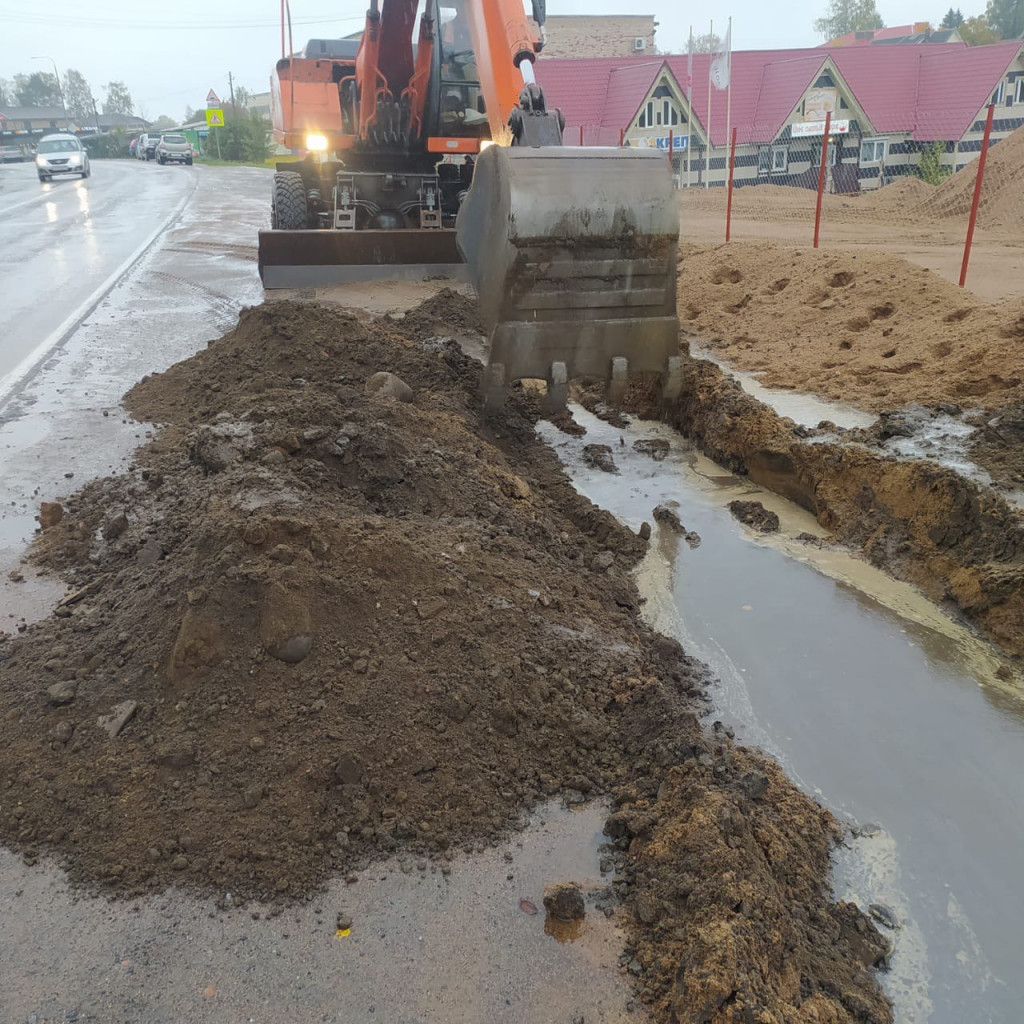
top-left (534, 39), bottom-right (1024, 191)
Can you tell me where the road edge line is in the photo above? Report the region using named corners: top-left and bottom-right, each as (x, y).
top-left (0, 170), bottom-right (201, 411)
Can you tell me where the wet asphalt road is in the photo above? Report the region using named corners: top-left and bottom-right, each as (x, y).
top-left (0, 160), bottom-right (196, 391)
top-left (0, 161), bottom-right (269, 630)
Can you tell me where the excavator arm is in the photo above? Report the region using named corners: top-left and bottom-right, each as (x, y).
top-left (261, 0), bottom-right (680, 410)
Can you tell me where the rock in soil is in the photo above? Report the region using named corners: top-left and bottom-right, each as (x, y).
top-left (582, 444), bottom-right (618, 474)
top-left (543, 881), bottom-right (585, 921)
top-left (633, 438), bottom-right (670, 461)
top-left (728, 500), bottom-right (781, 534)
top-left (1, 297), bottom-right (892, 1024)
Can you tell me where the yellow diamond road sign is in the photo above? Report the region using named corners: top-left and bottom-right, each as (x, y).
top-left (205, 108), bottom-right (225, 127)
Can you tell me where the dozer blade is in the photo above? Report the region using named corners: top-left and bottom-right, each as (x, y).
top-left (258, 228), bottom-right (467, 289)
top-left (455, 146), bottom-right (682, 409)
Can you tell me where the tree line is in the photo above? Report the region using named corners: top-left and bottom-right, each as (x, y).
top-left (814, 0), bottom-right (1024, 43)
top-left (0, 70), bottom-right (136, 121)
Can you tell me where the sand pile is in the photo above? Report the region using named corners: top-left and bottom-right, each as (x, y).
top-left (0, 296), bottom-right (891, 1022)
top-left (919, 123), bottom-right (1024, 231)
top-left (679, 240), bottom-right (1024, 411)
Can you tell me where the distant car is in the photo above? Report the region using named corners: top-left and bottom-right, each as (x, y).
top-left (136, 133), bottom-right (159, 160)
top-left (155, 134), bottom-right (193, 165)
top-left (0, 144), bottom-right (30, 163)
top-left (35, 134), bottom-right (90, 182)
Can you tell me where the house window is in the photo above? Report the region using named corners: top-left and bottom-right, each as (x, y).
top-left (1016, 78), bottom-right (1024, 104)
top-left (771, 145), bottom-right (788, 173)
top-left (638, 100), bottom-right (654, 129)
top-left (992, 80), bottom-right (1005, 105)
top-left (860, 137), bottom-right (887, 163)
top-left (838, 96), bottom-right (849, 110)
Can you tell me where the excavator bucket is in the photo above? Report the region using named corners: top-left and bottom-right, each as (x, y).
top-left (455, 146), bottom-right (682, 410)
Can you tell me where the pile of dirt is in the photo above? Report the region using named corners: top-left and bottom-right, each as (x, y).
top-left (678, 240), bottom-right (1024, 411)
top-left (0, 298), bottom-right (891, 1022)
top-left (855, 175), bottom-right (935, 212)
top-left (918, 123), bottom-right (1024, 232)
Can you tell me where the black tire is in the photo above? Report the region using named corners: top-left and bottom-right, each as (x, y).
top-left (271, 171), bottom-right (309, 230)
top-left (186, 158), bottom-right (193, 166)
top-left (38, 174), bottom-right (49, 183)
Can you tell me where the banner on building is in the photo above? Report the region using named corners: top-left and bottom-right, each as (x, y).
top-left (791, 118), bottom-right (850, 137)
top-left (631, 135), bottom-right (689, 151)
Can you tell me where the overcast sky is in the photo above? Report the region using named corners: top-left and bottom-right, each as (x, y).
top-left (0, 0), bottom-right (986, 118)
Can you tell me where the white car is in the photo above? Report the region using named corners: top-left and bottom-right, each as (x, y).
top-left (36, 134), bottom-right (90, 182)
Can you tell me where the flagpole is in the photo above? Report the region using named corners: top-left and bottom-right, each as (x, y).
top-left (705, 19), bottom-right (712, 189)
top-left (725, 16), bottom-right (732, 189)
top-left (686, 25), bottom-right (693, 189)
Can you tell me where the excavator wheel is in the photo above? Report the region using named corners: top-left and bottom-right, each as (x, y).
top-left (271, 171), bottom-right (309, 231)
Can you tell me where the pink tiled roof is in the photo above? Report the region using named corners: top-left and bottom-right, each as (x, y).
top-left (534, 41), bottom-right (1023, 147)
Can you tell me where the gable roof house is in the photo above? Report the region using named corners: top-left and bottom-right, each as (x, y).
top-left (535, 39), bottom-right (1024, 191)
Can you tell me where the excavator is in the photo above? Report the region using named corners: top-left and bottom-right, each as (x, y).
top-left (259, 0), bottom-right (681, 408)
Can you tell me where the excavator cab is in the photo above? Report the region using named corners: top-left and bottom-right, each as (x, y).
top-left (258, 0), bottom-right (680, 408)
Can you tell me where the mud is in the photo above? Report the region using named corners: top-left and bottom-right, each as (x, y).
top-left (617, 354), bottom-right (1024, 660)
top-left (0, 298), bottom-right (890, 1022)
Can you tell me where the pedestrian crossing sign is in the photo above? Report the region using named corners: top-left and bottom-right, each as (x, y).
top-left (205, 108), bottom-right (225, 127)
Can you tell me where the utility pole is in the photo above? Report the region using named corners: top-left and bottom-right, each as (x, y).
top-left (32, 56), bottom-right (66, 124)
top-left (228, 72), bottom-right (237, 115)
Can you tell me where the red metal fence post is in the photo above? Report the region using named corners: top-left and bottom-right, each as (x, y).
top-left (812, 111), bottom-right (832, 250)
top-left (620, 127), bottom-right (625, 147)
top-left (725, 126), bottom-right (738, 242)
top-left (960, 103), bottom-right (995, 288)
top-left (668, 129), bottom-right (674, 176)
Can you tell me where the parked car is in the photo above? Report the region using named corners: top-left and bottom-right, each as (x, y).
top-left (136, 133), bottom-right (160, 160)
top-left (0, 143), bottom-right (31, 163)
top-left (35, 134), bottom-right (90, 182)
top-left (155, 134), bottom-right (193, 165)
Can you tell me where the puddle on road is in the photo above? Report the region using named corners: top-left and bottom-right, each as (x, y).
top-left (2, 800), bottom-right (642, 1024)
top-left (540, 405), bottom-right (1024, 1024)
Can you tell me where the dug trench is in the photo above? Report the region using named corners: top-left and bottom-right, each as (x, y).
top-left (0, 296), bottom-right (891, 1023)
top-left (596, 352), bottom-right (1024, 664)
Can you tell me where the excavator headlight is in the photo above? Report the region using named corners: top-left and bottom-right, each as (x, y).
top-left (479, 140), bottom-right (495, 151)
top-left (305, 133), bottom-right (329, 152)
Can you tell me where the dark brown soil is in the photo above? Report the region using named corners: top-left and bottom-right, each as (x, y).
top-left (0, 299), bottom-right (890, 1023)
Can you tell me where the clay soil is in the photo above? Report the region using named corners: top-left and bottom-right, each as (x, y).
top-left (0, 295), bottom-right (890, 1023)
top-left (679, 241), bottom-right (1024, 414)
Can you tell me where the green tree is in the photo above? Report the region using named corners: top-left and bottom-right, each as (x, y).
top-left (814, 0), bottom-right (885, 38)
top-left (152, 114), bottom-right (177, 130)
top-left (63, 69), bottom-right (97, 123)
top-left (212, 109), bottom-right (270, 162)
top-left (940, 7), bottom-right (965, 26)
top-left (0, 78), bottom-right (13, 105)
top-left (985, 0), bottom-right (1024, 37)
top-left (688, 32), bottom-right (723, 54)
top-left (917, 142), bottom-right (951, 184)
top-left (13, 71), bottom-right (62, 107)
top-left (183, 105), bottom-right (199, 123)
top-left (960, 13), bottom-right (1001, 41)
top-left (103, 80), bottom-right (134, 117)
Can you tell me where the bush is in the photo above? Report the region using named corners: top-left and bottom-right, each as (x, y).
top-left (209, 110), bottom-right (270, 163)
top-left (83, 131), bottom-right (132, 159)
top-left (916, 142), bottom-right (951, 186)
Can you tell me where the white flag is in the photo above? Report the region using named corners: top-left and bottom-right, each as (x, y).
top-left (710, 23), bottom-right (732, 91)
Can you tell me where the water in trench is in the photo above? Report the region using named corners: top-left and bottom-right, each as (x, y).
top-left (538, 405), bottom-right (1024, 1024)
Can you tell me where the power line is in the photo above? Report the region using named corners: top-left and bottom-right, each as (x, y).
top-left (0, 12), bottom-right (364, 30)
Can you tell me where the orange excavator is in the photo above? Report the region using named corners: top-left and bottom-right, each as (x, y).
top-left (260, 0), bottom-right (681, 408)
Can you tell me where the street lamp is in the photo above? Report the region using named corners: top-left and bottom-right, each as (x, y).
top-left (31, 56), bottom-right (67, 125)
